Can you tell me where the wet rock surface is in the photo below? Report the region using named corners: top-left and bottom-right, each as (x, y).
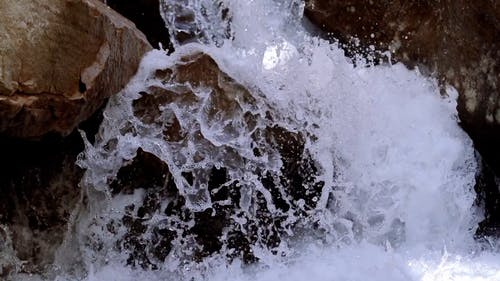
top-left (305, 0), bottom-right (499, 127)
top-left (79, 51), bottom-right (324, 268)
top-left (0, 0), bottom-right (152, 275)
top-left (0, 138), bottom-right (82, 275)
top-left (0, 107), bottom-right (104, 275)
top-left (304, 0), bottom-right (500, 240)
top-left (475, 160), bottom-right (500, 240)
top-left (0, 0), bottom-right (151, 138)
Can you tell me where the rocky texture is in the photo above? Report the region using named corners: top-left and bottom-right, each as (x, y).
top-left (475, 160), bottom-right (500, 240)
top-left (105, 0), bottom-right (173, 51)
top-left (83, 51), bottom-right (324, 268)
top-left (0, 0), bottom-right (151, 138)
top-left (0, 0), bottom-right (152, 275)
top-left (304, 0), bottom-right (499, 165)
top-left (305, 0), bottom-right (500, 238)
top-left (0, 106), bottom-right (104, 276)
top-left (0, 141), bottom-right (82, 274)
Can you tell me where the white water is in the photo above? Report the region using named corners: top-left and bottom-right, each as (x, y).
top-left (13, 0), bottom-right (500, 280)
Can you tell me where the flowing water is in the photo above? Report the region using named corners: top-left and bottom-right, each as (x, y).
top-left (8, 0), bottom-right (500, 280)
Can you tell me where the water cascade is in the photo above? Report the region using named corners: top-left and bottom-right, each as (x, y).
top-left (5, 0), bottom-right (500, 280)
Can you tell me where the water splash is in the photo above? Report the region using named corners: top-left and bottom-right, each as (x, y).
top-left (9, 0), bottom-right (500, 280)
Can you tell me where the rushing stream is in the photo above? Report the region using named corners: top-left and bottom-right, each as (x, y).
top-left (9, 0), bottom-right (500, 280)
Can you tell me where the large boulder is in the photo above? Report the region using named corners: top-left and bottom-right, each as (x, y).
top-left (0, 0), bottom-right (152, 138)
top-left (74, 49), bottom-right (323, 268)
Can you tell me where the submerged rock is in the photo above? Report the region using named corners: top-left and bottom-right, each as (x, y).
top-left (0, 107), bottom-right (104, 276)
top-left (305, 0), bottom-right (500, 238)
top-left (305, 0), bottom-right (499, 125)
top-left (76, 50), bottom-right (324, 269)
top-left (0, 0), bottom-right (151, 138)
top-left (0, 135), bottom-right (83, 274)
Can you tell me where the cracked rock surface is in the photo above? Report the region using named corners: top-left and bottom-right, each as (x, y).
top-left (0, 0), bottom-right (151, 138)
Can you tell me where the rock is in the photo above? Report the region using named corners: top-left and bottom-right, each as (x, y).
top-left (0, 135), bottom-right (84, 273)
top-left (105, 0), bottom-right (173, 51)
top-left (82, 50), bottom-right (324, 267)
top-left (0, 0), bottom-right (152, 138)
top-left (475, 160), bottom-right (500, 241)
top-left (0, 103), bottom-right (104, 275)
top-left (0, 226), bottom-right (19, 279)
top-left (305, 0), bottom-right (500, 238)
top-left (304, 0), bottom-right (499, 163)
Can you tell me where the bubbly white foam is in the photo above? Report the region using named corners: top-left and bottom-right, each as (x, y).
top-left (49, 243), bottom-right (500, 281)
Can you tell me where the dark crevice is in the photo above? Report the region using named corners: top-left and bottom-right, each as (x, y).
top-left (106, 0), bottom-right (174, 52)
top-left (0, 98), bottom-right (107, 272)
top-left (78, 79), bottom-right (87, 93)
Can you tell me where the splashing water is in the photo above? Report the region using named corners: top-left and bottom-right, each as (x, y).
top-left (11, 0), bottom-right (500, 280)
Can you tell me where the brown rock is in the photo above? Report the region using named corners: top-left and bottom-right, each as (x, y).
top-left (86, 51), bottom-right (324, 266)
top-left (0, 0), bottom-right (152, 138)
top-left (304, 0), bottom-right (499, 130)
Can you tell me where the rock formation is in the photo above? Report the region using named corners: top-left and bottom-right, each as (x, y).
top-left (0, 135), bottom-right (83, 273)
top-left (0, 0), bottom-right (152, 138)
top-left (305, 0), bottom-right (499, 165)
top-left (78, 50), bottom-right (323, 268)
top-left (0, 0), bottom-right (152, 275)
